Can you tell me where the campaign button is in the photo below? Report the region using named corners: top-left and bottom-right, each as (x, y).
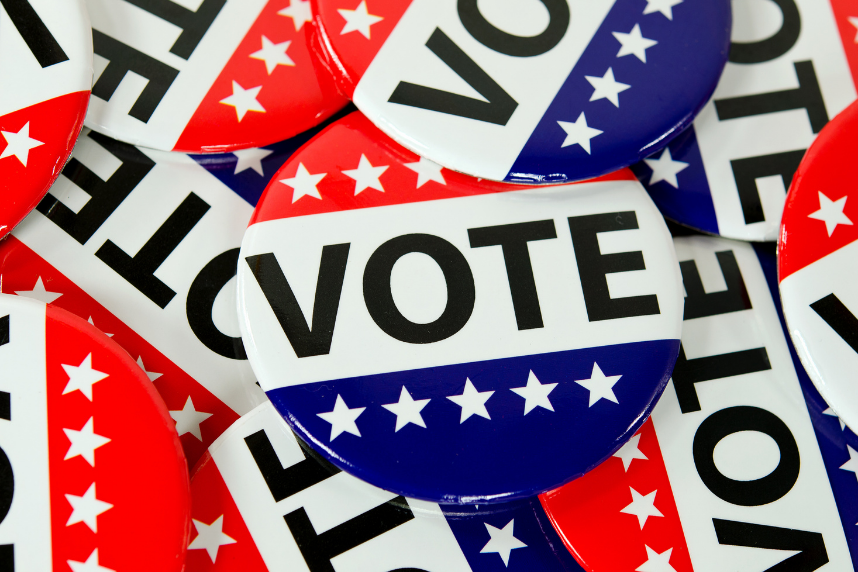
top-left (779, 100), bottom-right (858, 432)
top-left (82, 0), bottom-right (348, 153)
top-left (632, 0), bottom-right (858, 241)
top-left (540, 237), bottom-right (858, 571)
top-left (0, 293), bottom-right (190, 571)
top-left (312, 0), bottom-right (730, 183)
top-left (186, 400), bottom-right (585, 571)
top-left (236, 111), bottom-right (684, 503)
top-left (0, 0), bottom-right (93, 239)
top-left (0, 127), bottom-right (323, 467)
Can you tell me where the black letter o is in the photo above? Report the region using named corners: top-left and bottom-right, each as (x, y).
top-left (693, 406), bottom-right (799, 506)
top-left (363, 234), bottom-right (475, 344)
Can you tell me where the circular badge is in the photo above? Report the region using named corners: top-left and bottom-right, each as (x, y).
top-left (0, 126), bottom-right (331, 467)
top-left (237, 111), bottom-right (683, 503)
top-left (82, 0), bottom-right (348, 153)
top-left (312, 0), bottom-right (730, 183)
top-left (0, 0), bottom-right (93, 238)
top-left (779, 100), bottom-right (858, 432)
top-left (0, 293), bottom-right (190, 571)
top-left (541, 237), bottom-right (858, 571)
top-left (633, 0), bottom-right (858, 241)
top-left (187, 401), bottom-right (582, 571)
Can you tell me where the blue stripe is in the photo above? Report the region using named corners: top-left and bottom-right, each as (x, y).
top-left (506, 0), bottom-right (729, 183)
top-left (267, 338), bottom-right (679, 503)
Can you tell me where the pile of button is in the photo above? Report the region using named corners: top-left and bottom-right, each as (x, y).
top-left (2, 1), bottom-right (857, 570)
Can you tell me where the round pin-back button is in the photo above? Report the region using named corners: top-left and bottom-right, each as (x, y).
top-left (311, 0), bottom-right (730, 184)
top-left (0, 0), bottom-right (92, 239)
top-left (0, 293), bottom-right (190, 571)
top-left (632, 0), bottom-right (858, 242)
top-left (0, 126), bottom-right (328, 467)
top-left (779, 100), bottom-right (858, 432)
top-left (186, 401), bottom-right (585, 571)
top-left (237, 111), bottom-right (684, 503)
top-left (82, 0), bottom-right (348, 153)
top-left (540, 237), bottom-right (858, 571)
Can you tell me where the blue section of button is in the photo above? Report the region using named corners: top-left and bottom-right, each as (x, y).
top-left (755, 243), bottom-right (858, 565)
top-left (506, 0), bottom-right (729, 184)
top-left (443, 499), bottom-right (584, 571)
top-left (631, 125), bottom-right (720, 236)
top-left (266, 339), bottom-right (679, 503)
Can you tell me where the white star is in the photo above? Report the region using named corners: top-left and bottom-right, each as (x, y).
top-left (404, 157), bottom-right (447, 188)
top-left (637, 546), bottom-right (677, 572)
top-left (614, 433), bottom-right (648, 471)
top-left (136, 356), bottom-right (162, 382)
top-left (62, 354), bottom-right (109, 401)
top-left (585, 68), bottom-right (630, 107)
top-left (849, 16), bottom-right (858, 42)
top-left (220, 81), bottom-right (266, 122)
top-left (66, 483), bottom-right (113, 532)
top-left (614, 24), bottom-right (658, 62)
top-left (64, 418), bottom-right (111, 467)
top-left (14, 276), bottom-right (62, 303)
top-left (644, 147), bottom-right (689, 188)
top-left (557, 112), bottom-right (602, 154)
top-left (824, 407), bottom-right (847, 431)
top-left (188, 515), bottom-right (237, 563)
top-left (281, 163), bottom-right (326, 203)
top-left (342, 154), bottom-right (388, 195)
top-left (480, 519), bottom-right (527, 567)
top-left (620, 487), bottom-right (663, 529)
top-left (317, 395), bottom-right (365, 440)
top-left (840, 445), bottom-right (858, 481)
top-left (233, 148), bottom-right (273, 176)
top-left (382, 386), bottom-right (430, 431)
top-left (575, 362), bottom-right (622, 407)
top-left (644, 0), bottom-right (683, 20)
top-left (0, 122), bottom-right (44, 167)
top-left (338, 1), bottom-right (383, 39)
top-left (447, 378), bottom-right (494, 423)
top-left (68, 549), bottom-right (115, 572)
top-left (250, 36), bottom-right (295, 75)
top-left (170, 396), bottom-right (213, 441)
top-left (279, 0), bottom-right (313, 31)
top-left (510, 371), bottom-right (557, 415)
top-left (87, 317), bottom-right (113, 337)
top-left (808, 191), bottom-right (852, 237)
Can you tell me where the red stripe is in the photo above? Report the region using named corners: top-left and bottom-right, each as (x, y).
top-left (0, 236), bottom-right (240, 468)
top-left (828, 0), bottom-right (858, 92)
top-left (187, 452), bottom-right (269, 571)
top-left (249, 111), bottom-right (634, 225)
top-left (45, 305), bottom-right (190, 571)
top-left (539, 419), bottom-right (693, 572)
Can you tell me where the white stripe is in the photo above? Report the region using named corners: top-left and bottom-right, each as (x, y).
top-left (0, 296), bottom-right (52, 569)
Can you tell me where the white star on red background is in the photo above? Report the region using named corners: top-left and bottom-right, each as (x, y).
top-left (136, 356), bottom-right (162, 382)
top-left (170, 396), bottom-right (213, 441)
top-left (613, 433), bottom-right (648, 471)
top-left (64, 417), bottom-right (111, 466)
top-left (189, 515), bottom-right (237, 563)
top-left (250, 36), bottom-right (295, 74)
top-left (62, 354), bottom-right (109, 401)
top-left (621, 487), bottom-right (663, 529)
top-left (66, 483), bottom-right (113, 532)
top-left (404, 157), bottom-right (447, 188)
top-left (14, 276), bottom-right (62, 304)
top-left (68, 549), bottom-right (115, 572)
top-left (342, 154), bottom-right (388, 195)
top-left (1, 122), bottom-right (44, 167)
top-left (637, 545), bottom-right (677, 572)
top-left (281, 163), bottom-right (326, 203)
top-left (220, 81), bottom-right (266, 122)
top-left (808, 191), bottom-right (852, 237)
top-left (338, 1), bottom-right (384, 39)
top-left (279, 0), bottom-right (313, 31)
